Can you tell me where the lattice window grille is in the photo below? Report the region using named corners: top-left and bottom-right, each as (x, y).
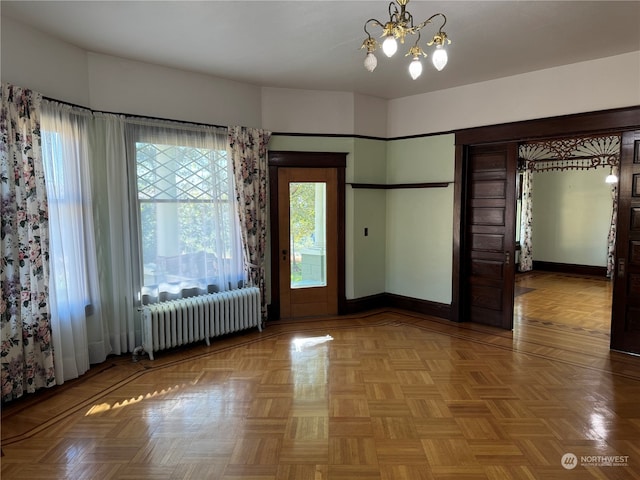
top-left (136, 143), bottom-right (230, 201)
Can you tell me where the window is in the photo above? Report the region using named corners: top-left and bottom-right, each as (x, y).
top-left (41, 109), bottom-right (97, 315)
top-left (289, 182), bottom-right (327, 288)
top-left (129, 123), bottom-right (244, 303)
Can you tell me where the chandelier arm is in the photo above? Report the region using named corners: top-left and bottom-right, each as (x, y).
top-left (406, 10), bottom-right (415, 30)
top-left (415, 13), bottom-right (447, 31)
top-left (437, 13), bottom-right (447, 30)
top-left (364, 18), bottom-right (385, 37)
top-left (388, 1), bottom-right (400, 22)
top-left (411, 31), bottom-right (421, 50)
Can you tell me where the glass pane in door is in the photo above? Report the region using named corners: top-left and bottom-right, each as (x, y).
top-left (289, 182), bottom-right (326, 288)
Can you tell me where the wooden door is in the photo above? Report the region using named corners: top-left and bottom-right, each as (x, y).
top-left (462, 143), bottom-right (517, 329)
top-left (277, 167), bottom-right (339, 318)
top-left (611, 130), bottom-right (640, 354)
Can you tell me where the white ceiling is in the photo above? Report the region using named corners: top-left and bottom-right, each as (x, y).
top-left (2, 1), bottom-right (639, 100)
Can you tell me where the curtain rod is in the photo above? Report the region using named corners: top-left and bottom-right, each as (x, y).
top-left (42, 95), bottom-right (228, 130)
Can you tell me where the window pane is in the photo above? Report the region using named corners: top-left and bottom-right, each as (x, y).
top-left (135, 140), bottom-right (242, 302)
top-left (41, 130), bottom-right (72, 303)
top-left (289, 182), bottom-right (326, 288)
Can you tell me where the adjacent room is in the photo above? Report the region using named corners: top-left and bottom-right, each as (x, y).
top-left (2, 1), bottom-right (639, 479)
top-left (513, 134), bottom-right (618, 335)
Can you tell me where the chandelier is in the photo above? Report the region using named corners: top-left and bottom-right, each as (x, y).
top-left (361, 0), bottom-right (451, 80)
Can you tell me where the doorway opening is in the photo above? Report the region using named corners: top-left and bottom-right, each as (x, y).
top-left (452, 107), bottom-right (640, 355)
top-left (512, 134), bottom-right (619, 339)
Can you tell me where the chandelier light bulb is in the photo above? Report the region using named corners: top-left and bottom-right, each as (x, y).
top-left (364, 52), bottom-right (378, 72)
top-left (432, 44), bottom-right (448, 71)
top-left (409, 57), bottom-right (423, 80)
top-left (382, 36), bottom-right (398, 57)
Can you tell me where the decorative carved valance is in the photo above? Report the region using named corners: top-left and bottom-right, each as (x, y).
top-left (518, 134), bottom-right (621, 172)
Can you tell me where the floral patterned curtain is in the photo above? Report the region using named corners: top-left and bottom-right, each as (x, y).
top-left (519, 168), bottom-right (534, 272)
top-left (607, 164), bottom-right (619, 278)
top-left (228, 126), bottom-right (271, 320)
top-left (1, 84), bottom-right (56, 401)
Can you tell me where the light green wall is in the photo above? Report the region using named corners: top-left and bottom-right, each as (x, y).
top-left (387, 135), bottom-right (455, 184)
top-left (352, 139), bottom-right (387, 298)
top-left (532, 169), bottom-right (613, 266)
top-left (268, 134), bottom-right (456, 305)
top-left (353, 137), bottom-right (387, 184)
top-left (385, 135), bottom-right (455, 303)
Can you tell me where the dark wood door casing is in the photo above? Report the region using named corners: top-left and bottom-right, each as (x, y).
top-left (611, 130), bottom-right (640, 354)
top-left (268, 151), bottom-right (347, 320)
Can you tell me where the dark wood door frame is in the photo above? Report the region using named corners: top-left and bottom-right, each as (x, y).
top-left (268, 151), bottom-right (347, 320)
top-left (452, 106), bottom-right (640, 323)
top-left (610, 129), bottom-right (640, 354)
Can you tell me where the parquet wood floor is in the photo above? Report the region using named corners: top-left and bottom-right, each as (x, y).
top-left (2, 273), bottom-right (639, 479)
top-left (515, 271), bottom-right (613, 332)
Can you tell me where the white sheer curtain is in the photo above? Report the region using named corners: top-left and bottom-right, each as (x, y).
top-left (125, 119), bottom-right (244, 304)
top-left (91, 113), bottom-right (139, 354)
top-left (40, 101), bottom-right (110, 382)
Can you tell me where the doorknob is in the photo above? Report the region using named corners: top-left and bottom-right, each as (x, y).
top-left (505, 251), bottom-right (510, 265)
top-left (618, 258), bottom-right (625, 278)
